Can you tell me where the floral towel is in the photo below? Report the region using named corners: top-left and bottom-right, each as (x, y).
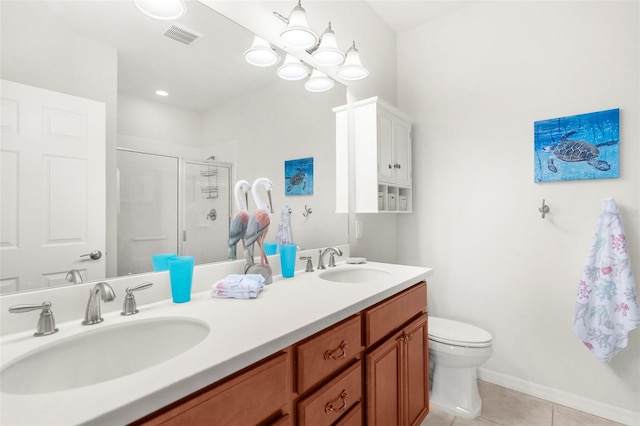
top-left (276, 205), bottom-right (292, 245)
top-left (572, 198), bottom-right (640, 362)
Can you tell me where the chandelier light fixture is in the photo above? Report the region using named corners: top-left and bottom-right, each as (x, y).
top-left (243, 35), bottom-right (281, 67)
top-left (311, 23), bottom-right (345, 66)
top-left (134, 0), bottom-right (186, 21)
top-left (304, 69), bottom-right (335, 92)
top-left (277, 54), bottom-right (310, 81)
top-left (243, 1), bottom-right (369, 93)
top-left (275, 0), bottom-right (317, 50)
top-left (337, 41), bottom-right (369, 81)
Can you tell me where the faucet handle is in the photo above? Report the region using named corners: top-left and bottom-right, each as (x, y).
top-left (9, 301), bottom-right (59, 336)
top-left (328, 252), bottom-right (338, 267)
top-left (300, 256), bottom-right (314, 272)
top-left (121, 282), bottom-right (153, 316)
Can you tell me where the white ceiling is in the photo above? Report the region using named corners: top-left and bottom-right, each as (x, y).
top-left (3, 1), bottom-right (466, 112)
top-left (366, 0), bottom-right (470, 33)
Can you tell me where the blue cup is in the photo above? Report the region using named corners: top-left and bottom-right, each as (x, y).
top-left (279, 244), bottom-right (297, 278)
top-left (152, 253), bottom-right (177, 271)
top-left (263, 242), bottom-right (278, 256)
top-left (168, 256), bottom-right (195, 303)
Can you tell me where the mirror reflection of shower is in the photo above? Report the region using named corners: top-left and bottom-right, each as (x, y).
top-left (116, 149), bottom-right (231, 276)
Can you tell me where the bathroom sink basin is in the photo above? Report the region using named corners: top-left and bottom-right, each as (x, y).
top-left (1, 317), bottom-right (209, 394)
top-left (319, 267), bottom-right (392, 283)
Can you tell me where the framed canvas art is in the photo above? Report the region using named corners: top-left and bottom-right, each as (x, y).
top-left (534, 108), bottom-right (619, 182)
top-left (284, 157), bottom-right (313, 195)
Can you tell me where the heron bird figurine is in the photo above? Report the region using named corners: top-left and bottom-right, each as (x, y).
top-left (228, 179), bottom-right (251, 260)
top-left (244, 177), bottom-right (274, 283)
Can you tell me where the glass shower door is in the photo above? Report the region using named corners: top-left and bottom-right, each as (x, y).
top-left (117, 150), bottom-right (179, 275)
top-left (181, 161), bottom-right (231, 265)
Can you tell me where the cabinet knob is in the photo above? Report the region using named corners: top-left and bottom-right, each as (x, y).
top-left (388, 164), bottom-right (392, 169)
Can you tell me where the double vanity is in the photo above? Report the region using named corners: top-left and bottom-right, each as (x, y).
top-left (0, 247), bottom-right (432, 425)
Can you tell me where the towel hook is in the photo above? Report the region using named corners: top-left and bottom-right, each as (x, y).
top-left (538, 199), bottom-right (550, 219)
top-left (303, 205), bottom-right (312, 217)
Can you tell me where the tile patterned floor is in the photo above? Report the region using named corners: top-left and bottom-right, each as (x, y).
top-left (420, 381), bottom-right (624, 426)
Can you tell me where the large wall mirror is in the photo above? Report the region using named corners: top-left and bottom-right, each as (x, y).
top-left (0, 0), bottom-right (348, 294)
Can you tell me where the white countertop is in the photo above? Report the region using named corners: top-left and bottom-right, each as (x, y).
top-left (0, 261), bottom-right (432, 426)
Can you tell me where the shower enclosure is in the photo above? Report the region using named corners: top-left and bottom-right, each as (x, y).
top-left (116, 149), bottom-right (231, 276)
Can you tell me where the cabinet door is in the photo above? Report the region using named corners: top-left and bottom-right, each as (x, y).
top-left (404, 314), bottom-right (429, 426)
top-left (366, 331), bottom-right (403, 426)
top-left (377, 109), bottom-right (395, 183)
top-left (393, 119), bottom-right (412, 187)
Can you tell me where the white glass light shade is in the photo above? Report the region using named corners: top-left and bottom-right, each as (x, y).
top-left (244, 36), bottom-right (281, 67)
top-left (337, 42), bottom-right (369, 80)
top-left (134, 0), bottom-right (186, 21)
top-left (280, 2), bottom-right (317, 49)
top-left (304, 69), bottom-right (335, 92)
top-left (277, 54), bottom-right (310, 81)
top-left (311, 24), bottom-right (345, 66)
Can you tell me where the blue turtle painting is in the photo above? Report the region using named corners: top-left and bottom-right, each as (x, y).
top-left (534, 109), bottom-right (619, 182)
top-left (284, 157), bottom-right (314, 195)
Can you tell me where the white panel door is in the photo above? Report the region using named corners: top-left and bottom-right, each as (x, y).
top-left (0, 79), bottom-right (106, 293)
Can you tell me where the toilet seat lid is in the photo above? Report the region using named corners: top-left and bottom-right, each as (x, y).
top-left (429, 316), bottom-right (492, 348)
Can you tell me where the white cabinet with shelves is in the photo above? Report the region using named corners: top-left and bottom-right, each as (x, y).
top-left (335, 97), bottom-right (413, 213)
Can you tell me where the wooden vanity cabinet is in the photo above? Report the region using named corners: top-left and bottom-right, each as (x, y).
top-left (133, 282), bottom-right (428, 426)
top-left (364, 282), bottom-right (429, 426)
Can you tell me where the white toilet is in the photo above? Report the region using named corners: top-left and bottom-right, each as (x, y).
top-left (428, 316), bottom-right (493, 419)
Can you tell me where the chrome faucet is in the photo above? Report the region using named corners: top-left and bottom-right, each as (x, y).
top-left (65, 269), bottom-right (83, 284)
top-left (82, 282), bottom-right (116, 325)
top-left (8, 301), bottom-right (59, 336)
top-left (317, 247), bottom-right (343, 270)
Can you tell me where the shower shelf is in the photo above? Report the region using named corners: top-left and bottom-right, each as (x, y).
top-left (201, 167), bottom-right (219, 199)
top-left (201, 186), bottom-right (219, 199)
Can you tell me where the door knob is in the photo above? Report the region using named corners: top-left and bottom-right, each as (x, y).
top-left (80, 250), bottom-right (102, 260)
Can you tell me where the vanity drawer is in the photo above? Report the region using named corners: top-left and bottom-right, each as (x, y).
top-left (296, 361), bottom-right (362, 426)
top-left (363, 281), bottom-right (426, 347)
top-left (295, 314), bottom-right (363, 393)
top-left (136, 351), bottom-right (289, 425)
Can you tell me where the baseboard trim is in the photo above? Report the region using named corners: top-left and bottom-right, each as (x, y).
top-left (477, 368), bottom-right (640, 426)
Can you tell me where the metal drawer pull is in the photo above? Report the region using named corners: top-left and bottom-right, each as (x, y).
top-left (325, 390), bottom-right (348, 414)
top-left (399, 332), bottom-right (413, 342)
top-left (324, 341), bottom-right (348, 360)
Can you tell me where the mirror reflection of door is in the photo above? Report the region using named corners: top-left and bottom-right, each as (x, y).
top-left (116, 150), bottom-right (179, 276)
top-left (0, 80), bottom-right (106, 293)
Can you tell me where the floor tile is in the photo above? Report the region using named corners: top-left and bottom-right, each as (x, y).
top-left (420, 407), bottom-right (455, 426)
top-left (552, 404), bottom-right (625, 426)
top-left (478, 381), bottom-right (554, 426)
top-left (452, 415), bottom-right (503, 425)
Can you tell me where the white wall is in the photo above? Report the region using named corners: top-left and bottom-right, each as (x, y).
top-left (118, 93), bottom-right (207, 159)
top-left (396, 1), bottom-right (639, 422)
top-left (201, 79), bottom-right (348, 250)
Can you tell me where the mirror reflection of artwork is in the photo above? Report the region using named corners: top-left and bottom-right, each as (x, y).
top-left (285, 157), bottom-right (314, 195)
top-left (534, 108), bottom-right (619, 182)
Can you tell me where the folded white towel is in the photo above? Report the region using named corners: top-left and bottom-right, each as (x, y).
top-left (572, 198), bottom-right (640, 362)
top-left (212, 274), bottom-right (265, 299)
top-left (213, 290), bottom-right (260, 299)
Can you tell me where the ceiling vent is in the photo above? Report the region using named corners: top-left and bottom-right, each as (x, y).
top-left (163, 23), bottom-right (203, 46)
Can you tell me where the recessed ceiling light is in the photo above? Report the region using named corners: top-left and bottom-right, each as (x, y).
top-left (156, 90), bottom-right (169, 97)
